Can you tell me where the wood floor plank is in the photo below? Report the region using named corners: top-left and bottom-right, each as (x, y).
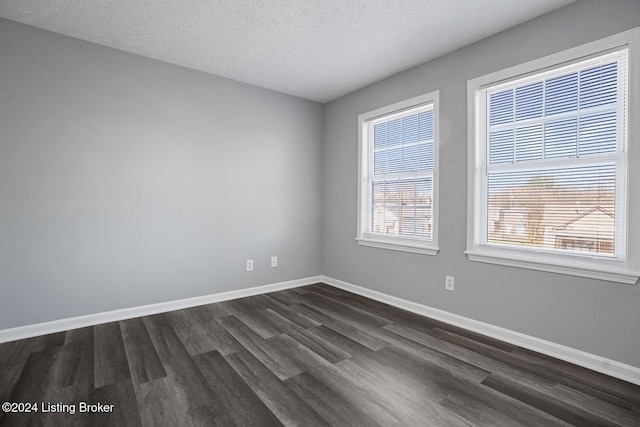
top-left (172, 321), bottom-right (230, 357)
top-left (285, 371), bottom-right (382, 427)
top-left (176, 317), bottom-right (241, 356)
top-left (371, 343), bottom-right (570, 427)
top-left (556, 375), bottom-right (639, 412)
top-left (93, 380), bottom-right (143, 427)
top-left (193, 350), bottom-right (283, 427)
top-left (300, 291), bottom-right (393, 330)
top-left (181, 304), bottom-right (228, 323)
top-left (304, 284), bottom-right (438, 329)
top-left (141, 312), bottom-right (173, 331)
top-left (0, 331), bottom-right (66, 371)
top-left (482, 373), bottom-right (621, 427)
top-left (120, 317), bottom-right (167, 385)
top-left (430, 326), bottom-right (518, 361)
top-left (133, 375), bottom-right (193, 427)
top-left (219, 298), bottom-right (284, 339)
top-left (157, 302), bottom-right (239, 357)
top-left (291, 303), bottom-right (389, 351)
top-left (2, 283), bottom-right (639, 426)
top-left (1, 346), bottom-right (65, 426)
top-left (0, 334), bottom-right (58, 409)
top-left (0, 363), bottom-right (24, 407)
top-left (32, 331), bottom-right (68, 354)
top-left (198, 301), bottom-right (233, 319)
top-left (441, 378), bottom-right (573, 427)
top-left (55, 326), bottom-right (95, 388)
top-left (384, 322), bottom-right (560, 392)
top-left (289, 285), bottom-right (312, 295)
top-left (94, 322), bottom-right (131, 389)
top-left (260, 309), bottom-right (351, 364)
top-left (306, 324), bottom-right (379, 360)
top-left (6, 346), bottom-right (63, 403)
top-left (218, 315), bottom-right (303, 380)
top-left (162, 309), bottom-right (199, 331)
top-left (145, 326), bottom-right (217, 405)
top-left (258, 294), bottom-right (321, 329)
top-left (273, 332), bottom-right (401, 425)
top-left (300, 283), bottom-right (344, 297)
top-left (224, 349), bottom-right (330, 426)
top-left (550, 383), bottom-right (640, 427)
top-left (511, 347), bottom-right (640, 405)
top-left (265, 288), bottom-right (308, 306)
top-left (431, 325), bottom-right (635, 404)
top-left (335, 351), bottom-right (476, 427)
top-left (375, 324), bottom-right (491, 383)
top-left (132, 324), bottom-right (223, 426)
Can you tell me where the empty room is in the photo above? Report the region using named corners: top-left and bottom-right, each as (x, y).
top-left (1, 0), bottom-right (639, 425)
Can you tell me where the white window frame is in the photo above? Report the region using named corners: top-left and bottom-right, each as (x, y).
top-left (466, 28), bottom-right (640, 284)
top-left (357, 91), bottom-right (440, 255)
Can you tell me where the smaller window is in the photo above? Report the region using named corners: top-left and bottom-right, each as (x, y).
top-left (357, 92), bottom-right (440, 255)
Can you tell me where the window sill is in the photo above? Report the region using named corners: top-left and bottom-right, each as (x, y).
top-left (465, 249), bottom-right (639, 284)
top-left (356, 237), bottom-right (439, 256)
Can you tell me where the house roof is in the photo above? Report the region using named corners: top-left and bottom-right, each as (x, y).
top-left (553, 205), bottom-right (614, 239)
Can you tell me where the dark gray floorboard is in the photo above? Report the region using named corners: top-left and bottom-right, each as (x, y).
top-left (285, 371), bottom-right (382, 427)
top-left (120, 317), bottom-right (167, 385)
top-left (301, 290), bottom-right (393, 328)
top-left (94, 323), bottom-right (130, 389)
top-left (93, 380), bottom-right (143, 427)
top-left (265, 288), bottom-right (308, 306)
top-left (0, 363), bottom-right (24, 406)
top-left (218, 315), bottom-right (303, 380)
top-left (133, 375), bottom-right (190, 426)
top-left (193, 350), bottom-right (283, 427)
top-left (511, 347), bottom-right (640, 404)
top-left (258, 294), bottom-right (321, 329)
top-left (292, 303), bottom-right (389, 351)
top-left (1, 283), bottom-right (639, 426)
top-left (6, 346), bottom-right (63, 402)
top-left (260, 309), bottom-right (351, 364)
top-left (275, 331), bottom-right (401, 425)
top-left (483, 373), bottom-right (621, 427)
top-left (224, 349), bottom-right (330, 426)
top-left (145, 326), bottom-right (216, 409)
top-left (376, 324), bottom-right (491, 382)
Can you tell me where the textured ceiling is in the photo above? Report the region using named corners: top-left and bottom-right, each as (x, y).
top-left (0, 0), bottom-right (575, 103)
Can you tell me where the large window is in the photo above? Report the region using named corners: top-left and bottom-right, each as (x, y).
top-left (467, 29), bottom-right (640, 284)
top-left (357, 92), bottom-right (439, 255)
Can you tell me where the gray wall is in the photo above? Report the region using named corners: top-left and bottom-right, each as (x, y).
top-left (321, 0), bottom-right (640, 368)
top-left (2, 0), bottom-right (639, 370)
top-left (0, 18), bottom-right (322, 329)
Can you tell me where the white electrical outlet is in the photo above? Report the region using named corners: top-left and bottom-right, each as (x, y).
top-left (445, 275), bottom-right (455, 291)
top-left (271, 256), bottom-right (278, 267)
top-left (246, 259), bottom-right (254, 272)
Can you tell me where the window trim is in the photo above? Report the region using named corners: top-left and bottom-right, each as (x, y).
top-left (466, 27), bottom-right (640, 284)
top-left (357, 91), bottom-right (440, 255)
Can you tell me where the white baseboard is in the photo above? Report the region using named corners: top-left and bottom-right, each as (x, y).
top-left (320, 275), bottom-right (640, 386)
top-left (3, 274), bottom-right (638, 386)
top-left (0, 276), bottom-right (323, 344)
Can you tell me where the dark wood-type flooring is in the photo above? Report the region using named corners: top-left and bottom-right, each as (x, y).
top-left (1, 283), bottom-right (639, 426)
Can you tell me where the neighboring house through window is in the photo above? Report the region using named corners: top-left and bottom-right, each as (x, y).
top-left (357, 91), bottom-right (440, 255)
top-left (466, 28), bottom-right (640, 284)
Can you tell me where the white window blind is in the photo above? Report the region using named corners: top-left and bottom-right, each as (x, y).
top-left (480, 49), bottom-right (627, 258)
top-left (467, 28), bottom-right (640, 284)
top-left (370, 107), bottom-right (434, 240)
top-left (357, 91), bottom-right (439, 255)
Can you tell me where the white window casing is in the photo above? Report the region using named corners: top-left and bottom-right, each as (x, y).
top-left (357, 91), bottom-right (440, 255)
top-left (467, 28), bottom-right (640, 284)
